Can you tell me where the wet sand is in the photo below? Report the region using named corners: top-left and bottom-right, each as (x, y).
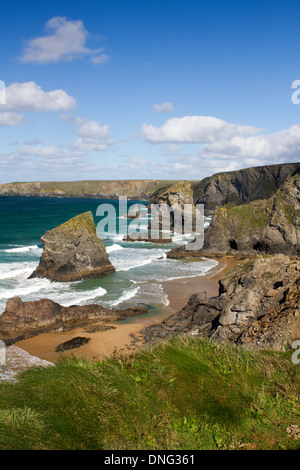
top-left (162, 256), bottom-right (239, 312)
top-left (15, 256), bottom-right (241, 363)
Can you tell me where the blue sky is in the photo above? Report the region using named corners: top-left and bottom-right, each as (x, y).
top-left (0, 0), bottom-right (299, 183)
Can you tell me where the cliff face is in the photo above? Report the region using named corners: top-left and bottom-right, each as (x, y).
top-left (149, 181), bottom-right (202, 234)
top-left (192, 162), bottom-right (300, 213)
top-left (0, 180), bottom-right (173, 200)
top-left (143, 254), bottom-right (300, 351)
top-left (29, 211), bottom-right (115, 282)
top-left (1, 163), bottom-right (299, 209)
top-left (168, 172), bottom-right (300, 258)
top-left (202, 172), bottom-right (300, 256)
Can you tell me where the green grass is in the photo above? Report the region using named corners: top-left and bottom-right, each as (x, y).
top-left (0, 337), bottom-right (299, 450)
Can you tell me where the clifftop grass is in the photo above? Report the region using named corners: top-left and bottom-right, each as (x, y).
top-left (0, 337), bottom-right (299, 450)
top-left (218, 200), bottom-right (272, 235)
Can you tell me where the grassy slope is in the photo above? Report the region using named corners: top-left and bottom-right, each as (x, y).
top-left (0, 337), bottom-right (299, 450)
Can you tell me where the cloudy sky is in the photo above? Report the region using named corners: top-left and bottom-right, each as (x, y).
top-left (0, 0), bottom-right (299, 183)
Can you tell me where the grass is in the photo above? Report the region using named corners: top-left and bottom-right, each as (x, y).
top-left (0, 337), bottom-right (299, 450)
top-left (218, 200), bottom-right (271, 234)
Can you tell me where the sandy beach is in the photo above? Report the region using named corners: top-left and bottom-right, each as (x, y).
top-left (15, 256), bottom-right (241, 363)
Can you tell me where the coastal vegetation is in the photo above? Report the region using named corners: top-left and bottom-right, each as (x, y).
top-left (0, 337), bottom-right (299, 450)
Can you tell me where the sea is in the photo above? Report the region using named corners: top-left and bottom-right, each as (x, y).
top-left (0, 195), bottom-right (215, 380)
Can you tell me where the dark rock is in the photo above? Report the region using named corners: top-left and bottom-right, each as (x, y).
top-left (143, 254), bottom-right (300, 351)
top-left (149, 181), bottom-right (203, 233)
top-left (0, 297), bottom-right (148, 345)
top-left (29, 211), bottom-right (115, 282)
top-left (192, 162), bottom-right (300, 214)
top-left (55, 336), bottom-right (90, 352)
top-left (168, 172), bottom-right (300, 258)
top-left (123, 232), bottom-right (173, 244)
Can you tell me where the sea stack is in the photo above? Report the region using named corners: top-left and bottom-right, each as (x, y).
top-left (29, 211), bottom-right (115, 282)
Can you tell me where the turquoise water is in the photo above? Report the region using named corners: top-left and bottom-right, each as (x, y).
top-left (0, 196), bottom-right (215, 315)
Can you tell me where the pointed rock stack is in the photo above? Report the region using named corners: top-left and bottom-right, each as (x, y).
top-left (29, 211), bottom-right (115, 282)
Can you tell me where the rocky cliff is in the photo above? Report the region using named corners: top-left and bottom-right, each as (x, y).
top-left (29, 211), bottom-right (115, 282)
top-left (151, 181), bottom-right (196, 230)
top-left (0, 297), bottom-right (147, 345)
top-left (143, 254), bottom-right (300, 351)
top-left (1, 163), bottom-right (299, 212)
top-left (149, 181), bottom-right (202, 235)
top-left (0, 179), bottom-right (175, 200)
top-left (168, 172), bottom-right (300, 258)
top-left (192, 162), bottom-right (300, 213)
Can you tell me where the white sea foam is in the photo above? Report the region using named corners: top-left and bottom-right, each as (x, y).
top-left (59, 286), bottom-right (107, 306)
top-left (105, 286), bottom-right (140, 306)
top-left (0, 261), bottom-right (37, 280)
top-left (2, 245), bottom-right (41, 254)
top-left (0, 281), bottom-right (49, 299)
top-left (106, 244), bottom-right (124, 253)
top-left (134, 281), bottom-right (170, 307)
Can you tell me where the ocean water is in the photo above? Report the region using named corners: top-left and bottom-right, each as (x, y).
top-left (0, 196), bottom-right (216, 381)
top-left (0, 196), bottom-right (215, 316)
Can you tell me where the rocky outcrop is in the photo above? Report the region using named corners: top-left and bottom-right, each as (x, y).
top-left (143, 254), bottom-right (300, 351)
top-left (126, 204), bottom-right (141, 219)
top-left (0, 297), bottom-right (147, 345)
top-left (123, 233), bottom-right (173, 244)
top-left (192, 162), bottom-right (300, 213)
top-left (29, 212), bottom-right (115, 282)
top-left (168, 172), bottom-right (300, 259)
top-left (150, 181), bottom-right (201, 233)
top-left (124, 181), bottom-right (201, 243)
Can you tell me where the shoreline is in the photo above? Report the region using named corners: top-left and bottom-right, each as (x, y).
top-left (14, 256), bottom-right (241, 363)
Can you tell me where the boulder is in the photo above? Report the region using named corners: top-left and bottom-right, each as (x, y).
top-left (29, 211), bottom-right (115, 282)
top-left (55, 337), bottom-right (90, 352)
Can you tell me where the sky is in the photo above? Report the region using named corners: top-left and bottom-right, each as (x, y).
top-left (0, 0), bottom-right (300, 183)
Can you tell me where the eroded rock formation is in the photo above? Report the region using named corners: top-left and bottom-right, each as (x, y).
top-left (168, 172), bottom-right (300, 259)
top-left (0, 297), bottom-right (147, 345)
top-left (29, 211), bottom-right (115, 282)
top-left (143, 254), bottom-right (300, 351)
top-left (192, 162), bottom-right (300, 213)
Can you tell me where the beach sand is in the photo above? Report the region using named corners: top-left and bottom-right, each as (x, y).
top-left (15, 256), bottom-right (241, 363)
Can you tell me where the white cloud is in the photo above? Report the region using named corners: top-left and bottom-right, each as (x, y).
top-left (0, 81), bottom-right (76, 112)
top-left (20, 17), bottom-right (108, 64)
top-left (152, 101), bottom-right (174, 112)
top-left (90, 54), bottom-right (109, 65)
top-left (139, 115), bottom-right (300, 178)
top-left (141, 116), bottom-right (262, 143)
top-left (199, 123), bottom-right (300, 164)
top-left (162, 144), bottom-right (181, 155)
top-left (13, 117), bottom-right (114, 163)
top-left (76, 120), bottom-right (110, 139)
top-left (18, 145), bottom-right (77, 158)
top-left (0, 112), bottom-right (23, 127)
top-left (72, 119), bottom-right (114, 152)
